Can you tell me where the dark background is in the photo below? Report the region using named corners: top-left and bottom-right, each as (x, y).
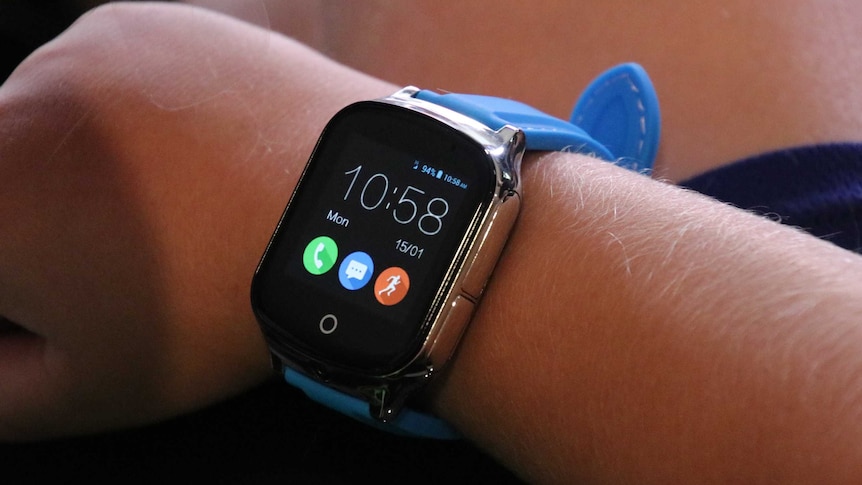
top-left (0, 2), bottom-right (522, 482)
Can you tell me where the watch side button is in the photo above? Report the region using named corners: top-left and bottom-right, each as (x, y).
top-left (429, 295), bottom-right (475, 369)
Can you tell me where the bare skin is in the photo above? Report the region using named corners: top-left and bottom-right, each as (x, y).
top-left (261, 0), bottom-right (862, 182)
top-left (0, 3), bottom-right (392, 437)
top-left (2, 3), bottom-right (862, 484)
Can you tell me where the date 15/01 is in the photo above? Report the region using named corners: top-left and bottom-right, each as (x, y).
top-left (396, 239), bottom-right (424, 259)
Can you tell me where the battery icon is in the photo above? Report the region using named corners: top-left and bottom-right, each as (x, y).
top-left (436, 170), bottom-right (444, 179)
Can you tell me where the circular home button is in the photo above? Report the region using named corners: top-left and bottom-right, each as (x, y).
top-left (318, 314), bottom-right (338, 335)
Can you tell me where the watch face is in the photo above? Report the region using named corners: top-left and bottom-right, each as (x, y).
top-left (251, 101), bottom-right (496, 375)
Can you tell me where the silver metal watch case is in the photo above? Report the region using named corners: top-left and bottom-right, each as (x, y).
top-left (252, 87), bottom-right (525, 422)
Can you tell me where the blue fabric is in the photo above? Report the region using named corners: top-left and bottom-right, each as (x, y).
top-left (681, 143), bottom-right (862, 253)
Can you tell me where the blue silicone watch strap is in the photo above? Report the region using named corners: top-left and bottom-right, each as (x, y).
top-left (416, 62), bottom-right (660, 172)
top-left (284, 368), bottom-right (460, 439)
top-left (571, 63), bottom-right (661, 172)
top-left (284, 63), bottom-right (661, 440)
top-left (414, 91), bottom-right (615, 159)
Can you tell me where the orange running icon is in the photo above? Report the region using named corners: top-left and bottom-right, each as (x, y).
top-left (374, 267), bottom-right (410, 306)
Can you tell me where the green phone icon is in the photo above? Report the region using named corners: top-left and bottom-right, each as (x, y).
top-left (303, 236), bottom-right (338, 275)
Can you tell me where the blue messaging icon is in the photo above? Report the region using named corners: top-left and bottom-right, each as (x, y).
top-left (338, 251), bottom-right (374, 290)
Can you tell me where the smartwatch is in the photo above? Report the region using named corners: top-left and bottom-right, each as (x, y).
top-left (251, 63), bottom-right (660, 439)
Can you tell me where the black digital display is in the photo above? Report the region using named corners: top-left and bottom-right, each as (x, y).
top-left (252, 102), bottom-right (496, 374)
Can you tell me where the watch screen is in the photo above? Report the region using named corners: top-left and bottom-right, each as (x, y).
top-left (252, 102), bottom-right (495, 374)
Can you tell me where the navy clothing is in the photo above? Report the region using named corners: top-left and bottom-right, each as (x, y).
top-left (682, 143), bottom-right (862, 253)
